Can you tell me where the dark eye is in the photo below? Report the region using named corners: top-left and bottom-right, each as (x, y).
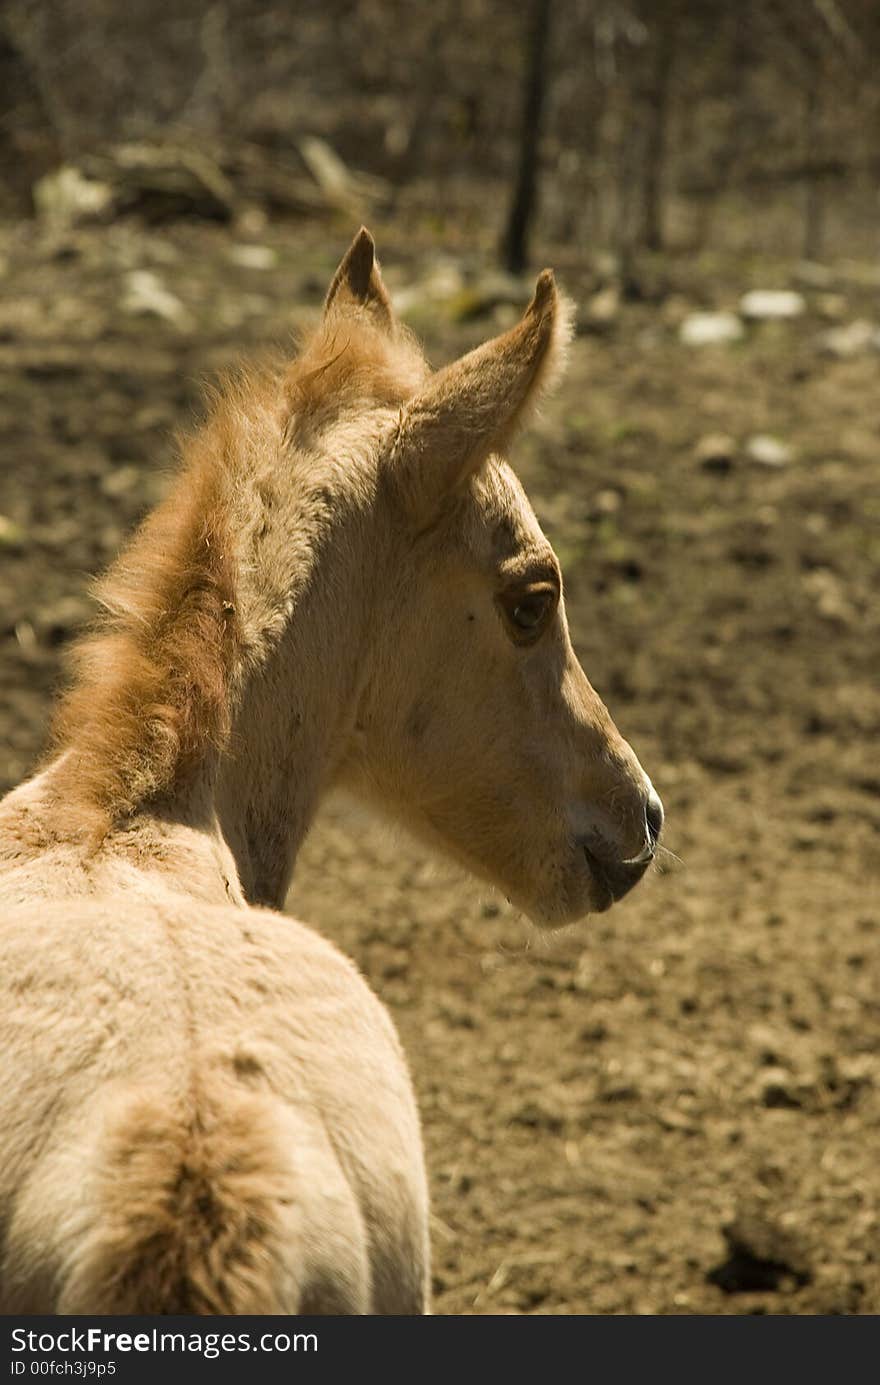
top-left (511, 594), bottom-right (550, 630)
top-left (498, 582), bottom-right (558, 643)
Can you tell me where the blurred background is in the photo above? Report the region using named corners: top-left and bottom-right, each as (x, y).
top-left (2, 0), bottom-right (880, 262)
top-left (1, 0), bottom-right (878, 1315)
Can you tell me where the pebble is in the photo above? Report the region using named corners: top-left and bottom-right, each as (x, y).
top-left (582, 285), bottom-right (620, 331)
top-left (758, 1067), bottom-right (803, 1109)
top-left (820, 319), bottom-right (880, 359)
top-left (100, 464), bottom-right (142, 498)
top-left (815, 293), bottom-right (847, 321)
top-left (0, 515), bottom-right (25, 549)
top-left (745, 434), bottom-right (792, 467)
top-left (227, 244), bottom-right (277, 271)
top-left (739, 290), bottom-right (806, 320)
top-left (802, 568), bottom-right (857, 624)
top-left (122, 270), bottom-right (192, 330)
top-left (679, 312), bottom-right (743, 346)
top-left (33, 166), bottom-right (114, 228)
top-left (709, 1200), bottom-right (812, 1292)
top-left (594, 488), bottom-right (622, 513)
top-left (694, 433), bottom-right (737, 471)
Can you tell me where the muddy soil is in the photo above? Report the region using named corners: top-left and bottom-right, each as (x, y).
top-left (0, 217), bottom-right (877, 1314)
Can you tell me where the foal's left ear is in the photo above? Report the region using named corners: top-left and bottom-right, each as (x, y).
top-left (324, 226), bottom-right (394, 330)
top-left (392, 270), bottom-right (573, 520)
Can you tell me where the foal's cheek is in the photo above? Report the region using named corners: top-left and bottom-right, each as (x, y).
top-left (403, 699), bottom-right (435, 747)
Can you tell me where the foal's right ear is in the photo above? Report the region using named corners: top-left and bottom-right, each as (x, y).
top-left (324, 227), bottom-right (394, 330)
top-left (391, 270), bottom-right (572, 521)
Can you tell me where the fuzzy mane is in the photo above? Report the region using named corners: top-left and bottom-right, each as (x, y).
top-left (51, 412), bottom-right (245, 841)
top-left (50, 312), bottom-right (425, 842)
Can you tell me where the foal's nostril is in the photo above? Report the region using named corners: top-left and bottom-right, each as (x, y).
top-left (646, 788), bottom-right (664, 844)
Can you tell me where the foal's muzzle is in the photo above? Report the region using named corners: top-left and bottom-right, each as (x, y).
top-left (583, 785), bottom-right (664, 907)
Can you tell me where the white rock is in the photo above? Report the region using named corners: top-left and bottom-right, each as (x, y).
top-left (298, 135), bottom-right (387, 208)
top-left (739, 290), bottom-right (806, 320)
top-left (100, 464), bottom-right (142, 498)
top-left (473, 270), bottom-right (533, 308)
top-left (585, 284), bottom-right (620, 326)
top-left (393, 261), bottom-right (466, 316)
top-left (745, 435), bottom-right (792, 467)
top-left (227, 244), bottom-right (277, 271)
top-left (33, 166), bottom-right (114, 228)
top-left (122, 270), bottom-right (191, 329)
top-left (679, 312), bottom-right (744, 347)
top-left (802, 568), bottom-right (856, 624)
top-left (422, 262), bottom-right (467, 299)
top-left (819, 319), bottom-right (880, 359)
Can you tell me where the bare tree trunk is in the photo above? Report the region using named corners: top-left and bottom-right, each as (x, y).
top-left (641, 6), bottom-right (678, 251)
top-left (802, 79), bottom-right (825, 259)
top-left (396, 13), bottom-right (449, 180)
top-left (613, 97), bottom-right (641, 290)
top-left (500, 0), bottom-right (553, 275)
top-left (2, 2), bottom-right (74, 159)
top-left (689, 4), bottom-right (750, 252)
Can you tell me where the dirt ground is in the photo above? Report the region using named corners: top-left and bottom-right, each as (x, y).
top-left (0, 215), bottom-right (877, 1314)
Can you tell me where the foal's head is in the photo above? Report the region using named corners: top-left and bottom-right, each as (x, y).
top-left (328, 231), bottom-right (663, 926)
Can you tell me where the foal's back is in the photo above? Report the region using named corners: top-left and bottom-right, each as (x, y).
top-left (0, 835), bottom-right (428, 1314)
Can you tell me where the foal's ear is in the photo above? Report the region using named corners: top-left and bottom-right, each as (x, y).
top-left (324, 227), bottom-right (394, 329)
top-left (392, 270), bottom-right (572, 519)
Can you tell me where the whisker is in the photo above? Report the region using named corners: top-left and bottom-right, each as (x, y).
top-left (655, 844), bottom-right (685, 869)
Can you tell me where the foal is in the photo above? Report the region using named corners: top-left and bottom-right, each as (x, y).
top-left (0, 230), bottom-right (662, 1314)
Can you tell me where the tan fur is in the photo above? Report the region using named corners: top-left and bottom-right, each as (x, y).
top-left (391, 269), bottom-right (573, 521)
top-left (51, 432), bottom-right (241, 843)
top-left (60, 1085), bottom-right (311, 1314)
top-left (0, 895), bottom-right (423, 1314)
top-left (0, 230), bottom-right (660, 1314)
top-left (49, 309), bottom-right (426, 844)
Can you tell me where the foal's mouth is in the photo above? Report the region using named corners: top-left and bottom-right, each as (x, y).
top-left (582, 844), bottom-right (653, 910)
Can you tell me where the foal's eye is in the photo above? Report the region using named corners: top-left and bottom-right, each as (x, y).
top-left (498, 583), bottom-right (558, 644)
top-left (512, 594), bottom-right (550, 629)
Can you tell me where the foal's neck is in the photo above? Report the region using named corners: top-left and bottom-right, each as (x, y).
top-left (209, 446), bottom-right (389, 910)
top-left (212, 604), bottom-right (367, 910)
top-left (118, 489), bottom-right (380, 911)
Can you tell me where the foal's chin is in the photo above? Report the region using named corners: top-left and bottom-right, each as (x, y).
top-left (510, 873), bottom-right (613, 930)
